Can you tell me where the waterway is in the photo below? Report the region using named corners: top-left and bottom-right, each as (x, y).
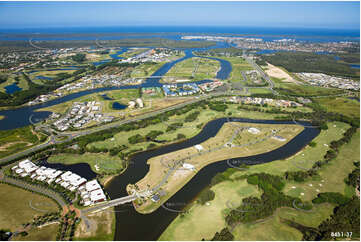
top-left (112, 102), bottom-right (127, 110)
top-left (103, 117), bottom-right (320, 240)
top-left (4, 82), bottom-right (22, 94)
top-left (0, 45), bottom-right (231, 131)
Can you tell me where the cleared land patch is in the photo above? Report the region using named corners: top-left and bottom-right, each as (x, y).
top-left (0, 126), bottom-right (47, 158)
top-left (75, 207), bottom-right (115, 241)
top-left (265, 63), bottom-right (300, 84)
top-left (0, 183), bottom-right (59, 232)
top-left (162, 57), bottom-right (220, 82)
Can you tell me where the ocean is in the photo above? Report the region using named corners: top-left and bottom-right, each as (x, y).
top-left (0, 26), bottom-right (359, 42)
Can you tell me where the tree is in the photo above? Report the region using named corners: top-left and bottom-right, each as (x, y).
top-left (71, 53), bottom-right (86, 63)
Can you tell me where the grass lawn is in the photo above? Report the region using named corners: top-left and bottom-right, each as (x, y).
top-left (47, 153), bottom-right (124, 174)
top-left (274, 79), bottom-right (345, 97)
top-left (14, 223), bottom-right (59, 241)
top-left (120, 48), bottom-right (149, 58)
top-left (163, 57), bottom-right (220, 82)
top-left (29, 70), bottom-right (77, 85)
top-left (276, 203), bottom-right (335, 228)
top-left (231, 121), bottom-right (349, 177)
top-left (247, 87), bottom-right (273, 95)
top-left (159, 179), bottom-right (261, 241)
top-left (314, 97), bottom-right (360, 119)
top-left (283, 129), bottom-right (360, 201)
top-left (232, 212), bottom-right (303, 241)
top-left (131, 61), bottom-right (167, 78)
top-left (0, 126), bottom-right (47, 158)
top-left (0, 74), bottom-right (29, 93)
top-left (0, 183), bottom-right (59, 231)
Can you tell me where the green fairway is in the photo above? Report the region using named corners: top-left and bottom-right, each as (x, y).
top-left (283, 129), bottom-right (360, 201)
top-left (231, 121), bottom-right (349, 177)
top-left (314, 97), bottom-right (360, 119)
top-left (159, 179), bottom-right (261, 241)
top-left (0, 74), bottom-right (29, 93)
top-left (48, 153), bottom-right (125, 174)
top-left (28, 70), bottom-right (77, 85)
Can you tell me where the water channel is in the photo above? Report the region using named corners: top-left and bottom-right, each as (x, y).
top-left (105, 117), bottom-right (320, 240)
top-left (0, 46), bottom-right (230, 130)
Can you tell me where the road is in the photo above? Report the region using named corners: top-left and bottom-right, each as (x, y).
top-left (242, 54), bottom-right (276, 94)
top-left (81, 194), bottom-right (137, 214)
top-left (0, 170), bottom-right (66, 207)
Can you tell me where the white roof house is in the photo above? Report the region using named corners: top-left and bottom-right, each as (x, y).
top-left (61, 171), bottom-right (86, 187)
top-left (194, 144), bottom-right (204, 152)
top-left (136, 98), bottom-right (144, 108)
top-left (182, 163), bottom-right (195, 170)
top-left (248, 127), bottom-right (261, 134)
top-left (61, 181), bottom-right (70, 188)
top-left (89, 189), bottom-right (106, 202)
top-left (18, 159), bottom-right (38, 174)
top-left (85, 180), bottom-right (102, 192)
top-left (15, 168), bottom-right (24, 174)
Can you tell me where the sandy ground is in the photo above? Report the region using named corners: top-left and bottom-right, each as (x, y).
top-left (265, 63), bottom-right (300, 84)
top-left (75, 208), bottom-right (113, 239)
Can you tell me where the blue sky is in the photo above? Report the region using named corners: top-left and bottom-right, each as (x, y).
top-left (0, 1), bottom-right (359, 29)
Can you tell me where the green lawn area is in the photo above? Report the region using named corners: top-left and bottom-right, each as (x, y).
top-left (248, 87), bottom-right (273, 95)
top-left (159, 179), bottom-right (261, 241)
top-left (283, 129), bottom-right (360, 201)
top-left (314, 97), bottom-right (360, 119)
top-left (0, 74), bottom-right (29, 93)
top-left (273, 78), bottom-right (345, 97)
top-left (163, 57), bottom-right (220, 82)
top-left (0, 126), bottom-right (47, 158)
top-left (232, 212), bottom-right (303, 241)
top-left (0, 183), bottom-right (59, 231)
top-left (131, 61), bottom-right (167, 78)
top-left (28, 70), bottom-right (77, 85)
top-left (231, 121), bottom-right (349, 177)
top-left (120, 48), bottom-right (149, 58)
top-left (48, 153), bottom-right (124, 174)
top-left (14, 223), bottom-right (59, 241)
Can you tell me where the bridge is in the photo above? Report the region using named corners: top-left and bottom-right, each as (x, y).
top-left (82, 194), bottom-right (138, 214)
top-left (133, 76), bottom-right (189, 79)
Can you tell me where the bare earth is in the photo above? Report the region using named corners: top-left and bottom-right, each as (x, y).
top-left (265, 63), bottom-right (300, 84)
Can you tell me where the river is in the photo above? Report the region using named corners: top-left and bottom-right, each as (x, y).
top-left (0, 44), bottom-right (231, 131)
top-left (104, 117), bottom-right (320, 240)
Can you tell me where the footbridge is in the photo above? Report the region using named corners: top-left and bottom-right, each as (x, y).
top-left (82, 194), bottom-right (138, 214)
